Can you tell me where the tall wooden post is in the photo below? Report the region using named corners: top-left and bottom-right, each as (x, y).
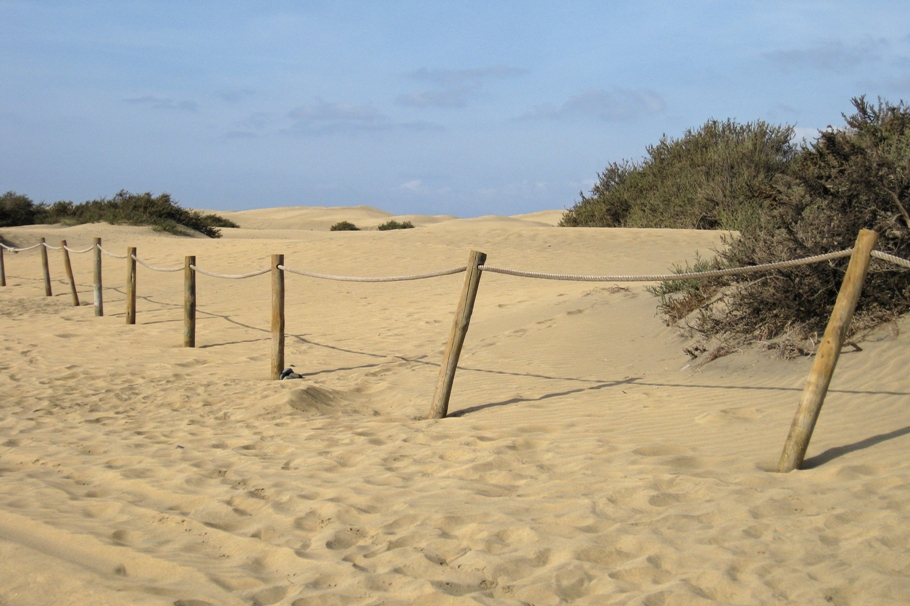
top-left (93, 238), bottom-right (103, 316)
top-left (271, 254), bottom-right (285, 380)
top-left (777, 229), bottom-right (879, 472)
top-left (0, 245), bottom-right (5, 287)
top-left (429, 250), bottom-right (487, 419)
top-left (40, 238), bottom-right (52, 296)
top-left (184, 256), bottom-right (196, 348)
top-left (60, 240), bottom-right (80, 306)
top-left (126, 247), bottom-right (137, 325)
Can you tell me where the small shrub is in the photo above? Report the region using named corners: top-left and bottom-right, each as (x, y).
top-left (377, 220), bottom-right (414, 231)
top-left (330, 221), bottom-right (359, 231)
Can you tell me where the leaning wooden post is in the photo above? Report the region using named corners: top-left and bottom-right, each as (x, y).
top-left (184, 256), bottom-right (196, 348)
top-left (40, 238), bottom-right (52, 296)
top-left (93, 238), bottom-right (103, 316)
top-left (60, 240), bottom-right (80, 306)
top-left (777, 229), bottom-right (879, 472)
top-left (429, 250), bottom-right (487, 419)
top-left (126, 246), bottom-right (137, 325)
top-left (270, 254), bottom-right (285, 380)
top-left (0, 245), bottom-right (5, 287)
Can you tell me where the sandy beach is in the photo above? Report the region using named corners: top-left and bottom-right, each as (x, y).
top-left (1, 207), bottom-right (909, 605)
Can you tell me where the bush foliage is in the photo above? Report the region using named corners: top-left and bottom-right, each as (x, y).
top-left (0, 190), bottom-right (237, 238)
top-left (377, 220), bottom-right (414, 231)
top-left (560, 119), bottom-right (796, 231)
top-left (648, 97), bottom-right (910, 355)
top-left (330, 221), bottom-right (359, 231)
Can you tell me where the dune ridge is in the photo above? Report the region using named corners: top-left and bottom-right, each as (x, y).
top-left (1, 211), bottom-right (909, 605)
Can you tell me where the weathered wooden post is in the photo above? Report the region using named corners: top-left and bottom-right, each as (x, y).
top-left (40, 238), bottom-right (52, 296)
top-left (0, 245), bottom-right (5, 287)
top-left (271, 254), bottom-right (285, 380)
top-left (126, 246), bottom-right (137, 325)
top-left (184, 256), bottom-right (196, 348)
top-left (429, 250), bottom-right (487, 419)
top-left (777, 229), bottom-right (879, 472)
top-left (60, 240), bottom-right (80, 306)
top-left (93, 238), bottom-right (103, 316)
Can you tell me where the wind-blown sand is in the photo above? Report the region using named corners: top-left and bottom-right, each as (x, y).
top-left (1, 207), bottom-right (909, 605)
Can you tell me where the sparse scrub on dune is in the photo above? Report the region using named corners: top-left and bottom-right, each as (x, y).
top-left (330, 221), bottom-right (360, 231)
top-left (377, 220), bottom-right (414, 231)
top-left (0, 190), bottom-right (238, 238)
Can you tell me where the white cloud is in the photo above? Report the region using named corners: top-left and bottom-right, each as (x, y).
top-left (398, 65), bottom-right (527, 108)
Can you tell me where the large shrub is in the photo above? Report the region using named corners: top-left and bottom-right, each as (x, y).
top-left (0, 191), bottom-right (38, 227)
top-left (560, 119), bottom-right (796, 231)
top-left (663, 97), bottom-right (910, 354)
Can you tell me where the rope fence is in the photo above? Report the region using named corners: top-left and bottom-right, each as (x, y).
top-left (2, 229), bottom-right (909, 470)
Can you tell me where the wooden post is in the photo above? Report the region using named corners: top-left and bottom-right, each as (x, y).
top-left (271, 254), bottom-right (285, 380)
top-left (0, 245), bottom-right (5, 287)
top-left (777, 229), bottom-right (879, 472)
top-left (429, 250), bottom-right (487, 419)
top-left (93, 238), bottom-right (103, 316)
top-left (40, 238), bottom-right (52, 296)
top-left (184, 256), bottom-right (196, 347)
top-left (60, 240), bottom-right (80, 306)
top-left (126, 246), bottom-right (137, 325)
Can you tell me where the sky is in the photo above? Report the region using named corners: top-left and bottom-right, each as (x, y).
top-left (2, 1), bottom-right (910, 217)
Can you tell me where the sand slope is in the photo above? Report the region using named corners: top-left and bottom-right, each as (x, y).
top-left (1, 214), bottom-right (909, 605)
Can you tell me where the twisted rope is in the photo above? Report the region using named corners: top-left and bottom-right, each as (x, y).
top-left (42, 242), bottom-right (61, 250)
top-left (278, 264), bottom-right (467, 282)
top-left (63, 244), bottom-right (95, 254)
top-left (480, 249), bottom-right (855, 282)
top-left (189, 265), bottom-right (270, 279)
top-left (871, 250), bottom-right (910, 269)
top-left (0, 242), bottom-right (42, 252)
top-left (98, 245), bottom-right (127, 259)
top-left (131, 254), bottom-right (183, 273)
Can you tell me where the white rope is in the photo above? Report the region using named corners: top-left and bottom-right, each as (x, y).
top-left (98, 246), bottom-right (127, 259)
top-left (63, 244), bottom-right (95, 254)
top-left (131, 254), bottom-right (183, 273)
top-left (0, 242), bottom-right (42, 252)
top-left (278, 264), bottom-right (467, 282)
top-left (189, 265), bottom-right (270, 279)
top-left (872, 250), bottom-right (910, 269)
top-left (480, 249), bottom-right (855, 282)
top-left (42, 242), bottom-right (61, 250)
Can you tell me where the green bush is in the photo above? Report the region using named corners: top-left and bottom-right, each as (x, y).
top-left (377, 220), bottom-right (414, 231)
top-left (0, 190), bottom-right (238, 238)
top-left (560, 119), bottom-right (796, 231)
top-left (330, 221), bottom-right (359, 231)
top-left (0, 191), bottom-right (39, 227)
top-left (660, 97), bottom-right (910, 355)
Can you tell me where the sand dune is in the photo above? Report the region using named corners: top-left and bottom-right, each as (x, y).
top-left (1, 213), bottom-right (909, 605)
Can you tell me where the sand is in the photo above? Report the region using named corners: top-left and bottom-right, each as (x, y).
top-left (1, 208), bottom-right (909, 605)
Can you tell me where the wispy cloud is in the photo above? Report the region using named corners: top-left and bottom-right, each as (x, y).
top-left (285, 99), bottom-right (442, 135)
top-left (124, 95), bottom-right (199, 112)
top-left (522, 89), bottom-right (665, 121)
top-left (218, 88), bottom-right (256, 103)
top-left (397, 65), bottom-right (527, 108)
top-left (764, 39), bottom-right (886, 72)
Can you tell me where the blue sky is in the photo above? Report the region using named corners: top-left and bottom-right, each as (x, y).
top-left (2, 1), bottom-right (910, 217)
